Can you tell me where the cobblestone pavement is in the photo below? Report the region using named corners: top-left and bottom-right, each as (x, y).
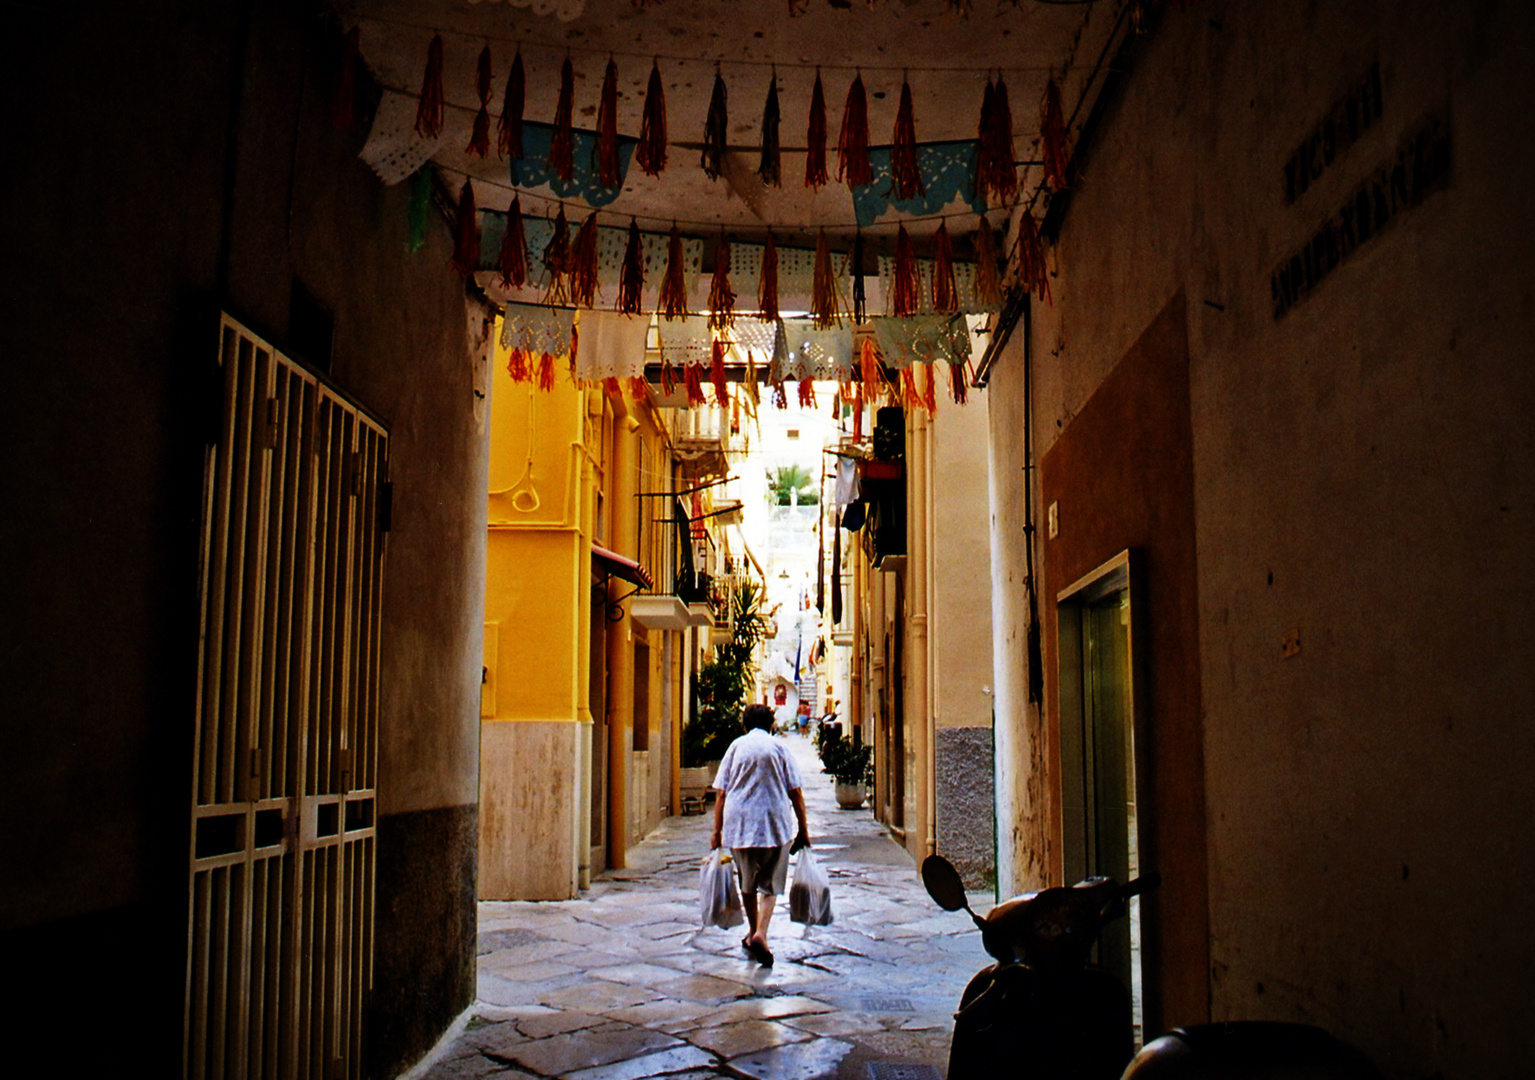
top-left (415, 732), bottom-right (996, 1080)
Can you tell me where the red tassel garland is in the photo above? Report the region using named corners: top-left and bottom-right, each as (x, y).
top-left (950, 362), bottom-right (969, 404)
top-left (772, 381), bottom-right (788, 410)
top-left (922, 363), bottom-right (938, 414)
top-left (619, 218), bottom-right (644, 316)
top-left (798, 378), bottom-right (816, 409)
top-left (972, 215), bottom-right (1002, 310)
top-left (598, 58), bottom-right (621, 189)
top-left (331, 26), bottom-right (360, 130)
top-left (1016, 211), bottom-right (1052, 306)
top-left (636, 61), bottom-right (667, 177)
top-left (811, 229), bottom-right (839, 329)
top-left (891, 77), bottom-right (924, 200)
top-left (859, 335), bottom-right (882, 394)
top-left (702, 70), bottom-right (728, 181)
top-left (758, 75), bottom-right (781, 187)
top-left (837, 73), bottom-right (871, 188)
top-left (805, 71), bottom-right (828, 189)
top-left (758, 232), bottom-right (780, 322)
top-left (660, 357), bottom-right (676, 395)
top-left (853, 384), bottom-right (864, 438)
top-left (449, 180), bottom-right (478, 276)
top-left (683, 363), bottom-right (707, 406)
top-left (708, 232), bottom-right (736, 332)
top-left (415, 35), bottom-right (445, 139)
top-left (467, 45), bottom-right (493, 158)
top-left (659, 224), bottom-right (688, 320)
top-left (711, 339), bottom-right (729, 406)
top-left (542, 207), bottom-right (571, 304)
top-left (507, 349), bottom-right (529, 382)
top-left (603, 376), bottom-right (623, 400)
top-left (1041, 78), bottom-right (1069, 192)
top-left (570, 213), bottom-right (600, 308)
top-left (931, 222), bottom-right (958, 313)
top-left (498, 195), bottom-right (529, 289)
top-left (900, 366), bottom-right (920, 410)
top-left (892, 225), bottom-right (920, 317)
top-left (549, 56), bottom-right (575, 182)
top-left (976, 75), bottom-right (1018, 204)
top-left (498, 50), bottom-right (525, 160)
top-left (628, 376), bottom-right (649, 403)
top-left (540, 354), bottom-right (558, 391)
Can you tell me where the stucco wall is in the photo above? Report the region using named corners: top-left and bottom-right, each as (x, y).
top-left (931, 396), bottom-right (997, 885)
top-left (1, 2), bottom-right (486, 1074)
top-left (1023, 0), bottom-right (1535, 1072)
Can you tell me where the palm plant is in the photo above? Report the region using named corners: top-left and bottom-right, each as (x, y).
top-left (766, 463), bottom-right (818, 506)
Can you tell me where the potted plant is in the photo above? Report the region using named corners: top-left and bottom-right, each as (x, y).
top-left (681, 581), bottom-right (772, 796)
top-left (816, 725), bottom-right (874, 810)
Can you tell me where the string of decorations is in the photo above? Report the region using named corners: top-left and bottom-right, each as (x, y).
top-left (346, 9), bottom-right (1070, 75)
top-left (348, 6), bottom-right (1152, 402)
top-left (375, 45), bottom-right (1059, 204)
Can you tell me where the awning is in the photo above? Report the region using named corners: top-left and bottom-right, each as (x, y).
top-left (591, 544), bottom-right (653, 589)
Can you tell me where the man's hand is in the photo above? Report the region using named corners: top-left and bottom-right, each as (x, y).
top-left (791, 829), bottom-right (810, 854)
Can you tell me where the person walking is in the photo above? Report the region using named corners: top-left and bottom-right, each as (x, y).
top-left (710, 702), bottom-right (810, 966)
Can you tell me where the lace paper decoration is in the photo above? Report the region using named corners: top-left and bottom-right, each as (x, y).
top-left (876, 255), bottom-right (987, 315)
top-left (871, 315), bottom-right (973, 369)
top-left (360, 90), bottom-right (445, 185)
top-left (852, 141), bottom-right (987, 227)
top-left (731, 318), bottom-right (785, 368)
top-left (501, 303), bottom-right (575, 358)
top-left (510, 122), bottom-right (637, 209)
top-left (574, 310), bottom-right (649, 380)
top-left (776, 320), bottom-right (854, 381)
top-left (656, 317), bottom-right (716, 370)
top-left (479, 212), bottom-right (700, 312)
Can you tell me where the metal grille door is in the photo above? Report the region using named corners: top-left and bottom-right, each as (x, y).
top-left (187, 315), bottom-right (388, 1080)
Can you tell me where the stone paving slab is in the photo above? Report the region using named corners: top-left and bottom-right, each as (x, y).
top-left (415, 733), bottom-right (983, 1080)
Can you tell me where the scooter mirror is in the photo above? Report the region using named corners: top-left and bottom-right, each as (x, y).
top-left (920, 855), bottom-right (970, 912)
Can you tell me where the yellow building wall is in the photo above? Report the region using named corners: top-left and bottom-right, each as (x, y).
top-left (480, 346), bottom-right (597, 900)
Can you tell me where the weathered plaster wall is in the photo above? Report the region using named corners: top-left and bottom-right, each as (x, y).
top-left (934, 726), bottom-right (995, 886)
top-left (985, 332), bottom-right (1051, 897)
top-left (931, 396), bottom-right (997, 885)
top-left (1, 2), bottom-right (485, 1074)
top-left (1028, 0), bottom-right (1535, 1072)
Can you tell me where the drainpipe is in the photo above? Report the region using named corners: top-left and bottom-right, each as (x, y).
top-left (907, 409), bottom-right (934, 860)
top-left (606, 393), bottom-right (638, 870)
top-left (575, 413), bottom-right (602, 890)
top-left (849, 521), bottom-right (865, 744)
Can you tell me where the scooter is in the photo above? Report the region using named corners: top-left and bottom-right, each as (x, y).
top-left (924, 857), bottom-right (1384, 1080)
top-left (921, 854), bottom-right (1159, 1080)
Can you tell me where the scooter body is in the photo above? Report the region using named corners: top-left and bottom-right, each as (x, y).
top-left (948, 959), bottom-right (1131, 1080)
top-left (922, 856), bottom-right (1158, 1080)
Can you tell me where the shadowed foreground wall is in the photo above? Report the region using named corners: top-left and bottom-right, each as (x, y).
top-left (1, 2), bottom-right (485, 1075)
top-left (1021, 1), bottom-right (1535, 1074)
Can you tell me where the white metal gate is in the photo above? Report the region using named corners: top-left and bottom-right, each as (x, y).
top-left (187, 315), bottom-right (388, 1080)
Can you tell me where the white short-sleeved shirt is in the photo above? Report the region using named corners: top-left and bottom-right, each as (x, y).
top-left (712, 728), bottom-right (803, 848)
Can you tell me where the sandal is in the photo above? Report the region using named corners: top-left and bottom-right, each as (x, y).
top-left (746, 938), bottom-right (775, 967)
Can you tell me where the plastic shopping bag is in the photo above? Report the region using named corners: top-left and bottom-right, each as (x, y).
top-left (788, 846), bottom-right (834, 926)
top-left (700, 848), bottom-right (745, 930)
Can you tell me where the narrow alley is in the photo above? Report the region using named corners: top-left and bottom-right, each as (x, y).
top-left (417, 733), bottom-right (985, 1080)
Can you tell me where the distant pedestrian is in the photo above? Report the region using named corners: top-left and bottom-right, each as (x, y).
top-left (711, 703), bottom-right (810, 966)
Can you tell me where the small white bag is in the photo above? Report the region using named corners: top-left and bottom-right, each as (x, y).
top-left (788, 847), bottom-right (834, 926)
top-left (700, 848), bottom-right (745, 929)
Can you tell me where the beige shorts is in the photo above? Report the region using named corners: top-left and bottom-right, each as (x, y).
top-left (731, 842), bottom-right (792, 896)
